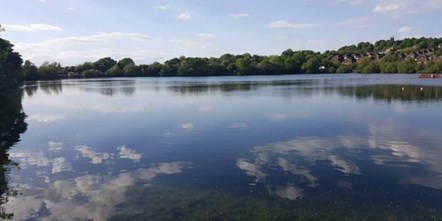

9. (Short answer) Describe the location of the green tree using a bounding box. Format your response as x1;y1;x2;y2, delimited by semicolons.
219;53;236;74
37;61;62;79
178;57;210;76
21;60;38;80
302;56;321;73
207;57;223;75
397;58;417;73
380;62;397;73
0;38;22;89
139;62;162;77
123;63;140;77
93;57;116;73
362;61;381;73
268;56;285;74
75;62;94;73
424;59;442;73
105;64;123;77
355;57;371;73
81;69;103;78
118;58;135;69
235;54;256;75
159;58;180;76
336;64;355;73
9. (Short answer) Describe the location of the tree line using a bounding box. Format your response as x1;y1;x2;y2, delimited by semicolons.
10;37;442;80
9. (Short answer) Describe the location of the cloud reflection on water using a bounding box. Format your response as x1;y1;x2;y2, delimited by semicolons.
6;162;192;221
10;151;72;175
48;141;63;152
237;122;442;200
118;145;142;162
75;145;113;164
229;122;249;129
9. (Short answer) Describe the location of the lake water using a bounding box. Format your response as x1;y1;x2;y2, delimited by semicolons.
2;74;442;220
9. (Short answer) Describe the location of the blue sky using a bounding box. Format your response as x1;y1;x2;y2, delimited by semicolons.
1;0;441;66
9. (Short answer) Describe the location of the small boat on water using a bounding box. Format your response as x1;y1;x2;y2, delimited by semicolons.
418;73;441;78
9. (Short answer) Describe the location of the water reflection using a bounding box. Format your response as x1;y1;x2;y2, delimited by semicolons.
0;89;27;219
22;75;442;103
77;79;136;97
24;79;137;97
39;81;62;95
6;160;192;220
10;75;442;219
161;78;442;102
337;85;442;102
237;121;442;202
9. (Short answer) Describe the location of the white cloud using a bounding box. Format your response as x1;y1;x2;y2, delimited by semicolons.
156;5;170;10
398;26;412;33
373;3;400;13
266;20;319;29
67;7;76;11
181;123;194;130
43;32;152;43
168;39;208;49
372;0;442;15
13;32;159;65
177;13;191;20
28;114;65;123
3;23;62;32
335;0;365;5
196;33;214;39
228;13;250;19
331;17;372;28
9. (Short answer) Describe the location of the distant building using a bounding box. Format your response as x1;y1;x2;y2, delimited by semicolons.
416;55;428;63
342;57;355;65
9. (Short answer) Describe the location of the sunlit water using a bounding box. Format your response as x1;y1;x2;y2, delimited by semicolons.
4;74;442;220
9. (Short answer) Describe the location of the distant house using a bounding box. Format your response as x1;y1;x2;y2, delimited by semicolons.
342;57;355;65
332;55;343;64
408;52;418;59
366;52;376;59
376;52;385;59
396;53;406;59
416;55;428;63
429;55;438;61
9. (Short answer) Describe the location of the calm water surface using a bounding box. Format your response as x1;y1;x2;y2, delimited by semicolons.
3;74;442;220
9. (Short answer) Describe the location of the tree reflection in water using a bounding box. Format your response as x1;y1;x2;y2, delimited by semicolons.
0;88;27;219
